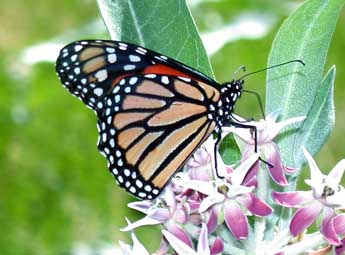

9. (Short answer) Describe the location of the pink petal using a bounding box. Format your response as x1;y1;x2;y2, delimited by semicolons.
149;208;171;221
189;166;212;181
239;193;273;216
224;200;248;240
334;214;345;235
173;205;188;224
207;208;218;234
197;223;210;254
264;143;288;186
162;230;197;255
290;201;323;236
284;165;298;173
242;146;260;187
163;184;176;209
210;237;224;255
231;153;260;185
166;222;193;248
335;239;345;255
321;209;340;245
272;190;314;207
187;148;205;168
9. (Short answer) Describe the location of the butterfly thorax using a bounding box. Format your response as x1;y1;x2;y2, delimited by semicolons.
218;80;244;122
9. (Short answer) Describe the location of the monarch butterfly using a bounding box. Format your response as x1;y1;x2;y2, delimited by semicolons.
56;40;246;200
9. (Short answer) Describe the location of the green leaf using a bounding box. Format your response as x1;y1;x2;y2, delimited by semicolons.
266;0;345;166
219;133;241;165
294;66;335;167
96;0;214;78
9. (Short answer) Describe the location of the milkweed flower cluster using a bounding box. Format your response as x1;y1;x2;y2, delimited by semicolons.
119;111;345;255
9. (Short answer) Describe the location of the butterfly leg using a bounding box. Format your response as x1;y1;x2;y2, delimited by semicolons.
213;131;223;179
229;121;273;168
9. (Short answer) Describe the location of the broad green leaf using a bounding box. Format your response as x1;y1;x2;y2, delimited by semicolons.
294;66;335;167
266;0;345;166
96;0;214;78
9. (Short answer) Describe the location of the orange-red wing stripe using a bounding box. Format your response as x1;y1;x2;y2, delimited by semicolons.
142;64;193;78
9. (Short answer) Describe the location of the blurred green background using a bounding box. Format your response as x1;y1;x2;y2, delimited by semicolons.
1;0;344;254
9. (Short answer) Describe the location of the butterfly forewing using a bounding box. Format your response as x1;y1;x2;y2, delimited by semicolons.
56;40;218;112
97;74;219;199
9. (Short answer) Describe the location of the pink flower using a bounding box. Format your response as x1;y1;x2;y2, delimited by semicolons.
121;185;194;247
187;146;213;181
163;223;224;255
226;110;305;186
178;154;273;240
273;148;345;244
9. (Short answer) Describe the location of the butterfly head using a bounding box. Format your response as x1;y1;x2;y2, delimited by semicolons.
220;79;244;111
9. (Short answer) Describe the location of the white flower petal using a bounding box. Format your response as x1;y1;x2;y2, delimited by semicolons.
197;223;210;255
199;193;225;213
328;159;345;186
325;187;345;207
302;147;324;184
120;216;164;231
176;179;215;195
265;115;305;142
130;232;151;254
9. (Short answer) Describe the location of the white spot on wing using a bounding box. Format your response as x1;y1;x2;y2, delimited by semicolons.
124;65;135;71
74;45;83;52
129;77;138;85
95;69;108;82
108;54;117;63
129;55;141;62
161;76;169;84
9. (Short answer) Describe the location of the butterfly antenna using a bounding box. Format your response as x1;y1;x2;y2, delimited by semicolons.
233;65;246;79
238;60;305;80
243;90;265;119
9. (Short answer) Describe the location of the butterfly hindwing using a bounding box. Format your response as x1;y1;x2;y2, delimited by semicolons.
97;74;219;199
